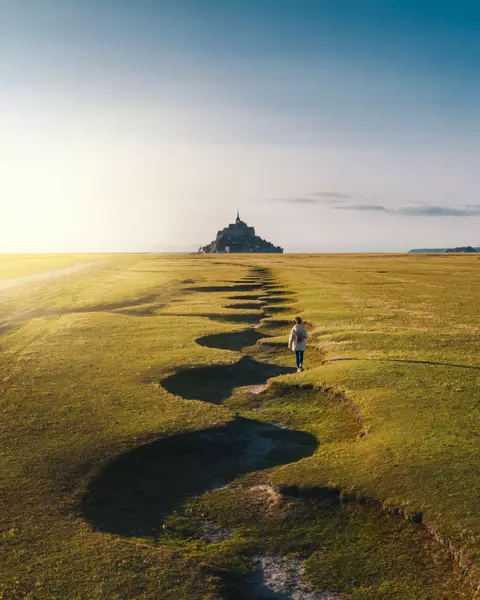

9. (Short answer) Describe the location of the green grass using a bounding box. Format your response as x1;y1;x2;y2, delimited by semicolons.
266;254;480;583
0;253;478;599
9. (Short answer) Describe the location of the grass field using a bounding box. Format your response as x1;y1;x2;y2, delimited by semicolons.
0;254;97;280
0;253;478;599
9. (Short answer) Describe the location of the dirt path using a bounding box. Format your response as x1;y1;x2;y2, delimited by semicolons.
0;260;102;292
0;261;106;333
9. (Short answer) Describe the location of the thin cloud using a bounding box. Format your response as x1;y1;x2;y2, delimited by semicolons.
313;192;352;200
270;195;480;216
396;205;480;216
334;203;480;217
336;204;389;212
270;197;320;204
270;192;352;205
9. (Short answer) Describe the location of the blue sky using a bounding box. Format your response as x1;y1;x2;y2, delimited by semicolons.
1;0;479;251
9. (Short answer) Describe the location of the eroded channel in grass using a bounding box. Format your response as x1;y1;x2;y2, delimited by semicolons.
81;418;316;539
162;356;296;404
196;329;268;352
80;268;472;600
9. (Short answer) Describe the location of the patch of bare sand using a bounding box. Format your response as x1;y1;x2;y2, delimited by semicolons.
250;555;344;599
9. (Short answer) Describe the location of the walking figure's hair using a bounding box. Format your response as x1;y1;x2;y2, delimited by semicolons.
295;316;303;324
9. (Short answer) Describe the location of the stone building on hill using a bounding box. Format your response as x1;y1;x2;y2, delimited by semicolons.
200;211;283;254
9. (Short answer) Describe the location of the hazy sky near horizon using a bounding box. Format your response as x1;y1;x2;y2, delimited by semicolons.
1;0;479;252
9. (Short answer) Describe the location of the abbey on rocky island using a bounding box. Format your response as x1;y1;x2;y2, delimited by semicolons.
200;211;283;254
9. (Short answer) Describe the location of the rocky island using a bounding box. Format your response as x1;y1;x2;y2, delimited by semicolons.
444;246;478;253
409;246;479;253
200;212;283;254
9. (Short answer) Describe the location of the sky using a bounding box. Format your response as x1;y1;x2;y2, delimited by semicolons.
1;0;479;252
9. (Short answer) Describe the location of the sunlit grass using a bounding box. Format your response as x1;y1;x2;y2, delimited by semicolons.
0;253;97;279
0;253;478;598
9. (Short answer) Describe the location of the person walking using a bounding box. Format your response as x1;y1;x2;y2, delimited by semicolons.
288;316;308;372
